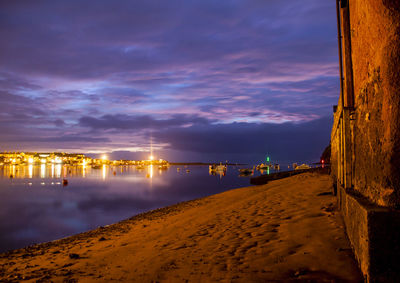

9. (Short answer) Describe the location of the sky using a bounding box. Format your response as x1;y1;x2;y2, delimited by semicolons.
0;0;339;164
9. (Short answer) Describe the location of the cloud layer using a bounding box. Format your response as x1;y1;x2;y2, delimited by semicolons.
0;0;338;163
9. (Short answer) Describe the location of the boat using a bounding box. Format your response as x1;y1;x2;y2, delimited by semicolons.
239;170;254;177
209;163;227;172
256;163;270;170
295;164;311;170
216;164;226;171
239;166;255;176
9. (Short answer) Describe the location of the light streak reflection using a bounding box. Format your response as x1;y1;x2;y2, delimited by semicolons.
55;164;62;178
102;165;107;180
40;164;46;178
28;165;33;179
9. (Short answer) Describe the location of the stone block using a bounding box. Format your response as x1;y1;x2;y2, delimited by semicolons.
338;185;400;282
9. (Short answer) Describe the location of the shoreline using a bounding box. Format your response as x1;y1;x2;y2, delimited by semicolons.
169;162;245;166
0;172;362;282
1;195;207;257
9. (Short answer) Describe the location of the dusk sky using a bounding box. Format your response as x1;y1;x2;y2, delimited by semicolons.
0;0;338;164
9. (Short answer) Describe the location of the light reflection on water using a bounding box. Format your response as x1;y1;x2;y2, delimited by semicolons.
0;164;274;253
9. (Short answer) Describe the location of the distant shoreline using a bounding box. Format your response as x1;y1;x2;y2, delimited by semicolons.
0;162;246;166
169;162;246;166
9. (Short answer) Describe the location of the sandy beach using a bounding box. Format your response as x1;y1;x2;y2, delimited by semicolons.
0;172;362;282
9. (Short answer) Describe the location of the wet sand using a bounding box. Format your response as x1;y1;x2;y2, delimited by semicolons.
0;172;362;282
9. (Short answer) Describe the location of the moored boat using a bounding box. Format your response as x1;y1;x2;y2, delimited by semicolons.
239;166;255;175
256;163;270;170
295;164;310;170
209;163;227;172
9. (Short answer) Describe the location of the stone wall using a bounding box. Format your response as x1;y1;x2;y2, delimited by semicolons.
331;0;400;207
349;0;400;208
331;1;400;281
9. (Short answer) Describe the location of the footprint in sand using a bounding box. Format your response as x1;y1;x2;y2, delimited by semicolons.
239;241;258;253
251;222;262;228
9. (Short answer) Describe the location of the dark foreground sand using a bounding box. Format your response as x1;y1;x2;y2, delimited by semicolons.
0;173;362;282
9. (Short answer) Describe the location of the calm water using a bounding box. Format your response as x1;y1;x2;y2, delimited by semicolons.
0;164;277;253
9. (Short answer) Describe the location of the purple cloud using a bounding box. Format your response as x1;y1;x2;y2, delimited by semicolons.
79;114;212;130
0;0;339;163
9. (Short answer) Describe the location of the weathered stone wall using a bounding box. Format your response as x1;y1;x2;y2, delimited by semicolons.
330;2;400;280
330;101;341;191
348;1;400;207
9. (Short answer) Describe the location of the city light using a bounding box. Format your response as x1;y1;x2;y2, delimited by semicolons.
0;151;169;168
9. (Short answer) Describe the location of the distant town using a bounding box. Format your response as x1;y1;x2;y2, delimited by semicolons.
0;152;169;166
